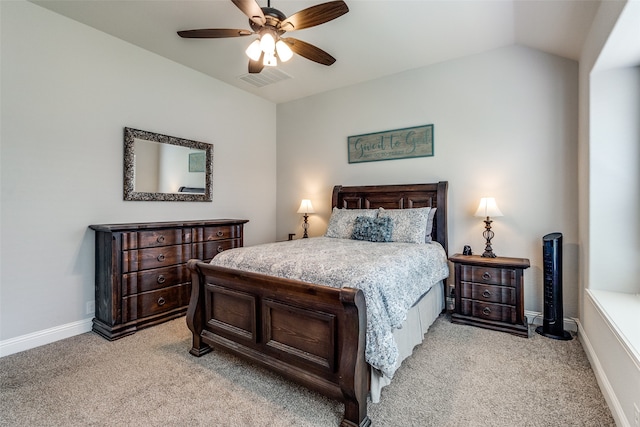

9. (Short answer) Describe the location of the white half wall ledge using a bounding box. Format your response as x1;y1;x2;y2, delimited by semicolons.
0;318;93;358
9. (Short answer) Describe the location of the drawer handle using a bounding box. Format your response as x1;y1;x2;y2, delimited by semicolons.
157;275;166;284
482;307;491;316
157;235;165;243
482;290;491;298
482;272;492;281
216;230;224;237
157;254;165;262
157;297;166;306
217;246;224;253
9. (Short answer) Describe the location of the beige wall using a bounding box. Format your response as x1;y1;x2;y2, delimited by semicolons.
276;45;579;317
0;1;277;343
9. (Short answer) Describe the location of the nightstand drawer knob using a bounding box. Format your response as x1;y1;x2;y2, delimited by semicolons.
216;230;224;237
482;272;492;280
482;290;491;298
482;307;491;316
157;297;166;306
217;246;224;253
157;275;166;284
157;254;165;262
157;235;165;243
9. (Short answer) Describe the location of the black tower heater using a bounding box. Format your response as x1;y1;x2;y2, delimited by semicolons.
536;232;572;340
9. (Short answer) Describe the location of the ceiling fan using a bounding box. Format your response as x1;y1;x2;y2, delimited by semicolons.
177;0;349;74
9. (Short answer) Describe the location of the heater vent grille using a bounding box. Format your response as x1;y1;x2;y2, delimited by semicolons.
238;68;292;88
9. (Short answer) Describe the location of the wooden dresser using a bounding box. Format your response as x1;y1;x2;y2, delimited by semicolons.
449;254;530;338
89;219;248;340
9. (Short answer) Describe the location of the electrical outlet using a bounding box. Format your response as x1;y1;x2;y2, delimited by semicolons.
633;402;639;427
86;300;95;315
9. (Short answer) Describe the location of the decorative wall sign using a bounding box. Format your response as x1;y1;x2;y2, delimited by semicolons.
348;124;434;163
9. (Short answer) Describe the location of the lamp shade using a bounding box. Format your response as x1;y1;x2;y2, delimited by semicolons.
297;199;315;214
474;197;503;218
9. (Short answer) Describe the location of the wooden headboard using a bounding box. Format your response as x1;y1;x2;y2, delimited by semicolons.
331;181;448;255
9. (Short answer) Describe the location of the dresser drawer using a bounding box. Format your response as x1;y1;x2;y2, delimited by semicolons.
460;265;515;286
459;299;517;323
194;238;242;261
122;244;192;273
459;282;516;305
193;225;243;242
122;283;191;322
122;229;191;250
122;265;190;296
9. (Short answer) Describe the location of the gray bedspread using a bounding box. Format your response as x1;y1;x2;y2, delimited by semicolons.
209;236;449;378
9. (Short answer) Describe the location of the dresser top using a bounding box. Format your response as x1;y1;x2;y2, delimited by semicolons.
89;219;249;232
449;253;530;269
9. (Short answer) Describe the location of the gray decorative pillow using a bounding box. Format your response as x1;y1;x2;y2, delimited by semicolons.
325;208;378;239
351;216;394;242
377;207;431;244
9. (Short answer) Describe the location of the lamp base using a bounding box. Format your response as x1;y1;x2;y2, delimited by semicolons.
481;218;497;258
302;213;309;238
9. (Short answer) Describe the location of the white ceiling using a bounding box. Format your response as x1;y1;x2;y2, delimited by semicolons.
31;0;602;104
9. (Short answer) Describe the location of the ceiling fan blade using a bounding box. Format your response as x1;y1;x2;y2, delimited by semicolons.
279;1;348;31
177;29;252;38
248;52;265;74
282;38;336;66
232;0;266;26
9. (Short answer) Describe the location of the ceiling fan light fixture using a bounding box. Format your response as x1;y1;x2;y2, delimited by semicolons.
179;0;350;74
245;39;262;61
275;40;293;62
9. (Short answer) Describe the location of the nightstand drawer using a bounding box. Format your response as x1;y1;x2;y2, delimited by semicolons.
459;282;516;305
460;265;515;286
460;299;517;323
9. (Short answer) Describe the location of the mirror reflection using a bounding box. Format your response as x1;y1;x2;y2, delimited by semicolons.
134;139;206;193
124;128;213;202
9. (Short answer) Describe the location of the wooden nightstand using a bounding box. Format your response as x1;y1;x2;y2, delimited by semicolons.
449;254;530;338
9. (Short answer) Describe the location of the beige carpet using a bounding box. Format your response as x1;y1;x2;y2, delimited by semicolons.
0;315;614;426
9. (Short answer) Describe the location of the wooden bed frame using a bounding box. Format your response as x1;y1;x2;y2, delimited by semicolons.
186;182;448;427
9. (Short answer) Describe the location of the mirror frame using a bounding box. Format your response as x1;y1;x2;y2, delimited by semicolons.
123;127;213;202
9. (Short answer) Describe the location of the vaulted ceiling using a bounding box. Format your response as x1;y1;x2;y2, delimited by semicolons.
31;0;601;104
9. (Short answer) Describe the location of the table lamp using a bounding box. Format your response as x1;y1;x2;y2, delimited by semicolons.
474;197;503;258
297;199;315;238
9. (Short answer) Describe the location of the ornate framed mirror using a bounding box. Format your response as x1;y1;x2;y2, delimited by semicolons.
123;127;213;202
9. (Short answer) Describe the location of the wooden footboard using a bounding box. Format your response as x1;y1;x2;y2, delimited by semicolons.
186;259;371;427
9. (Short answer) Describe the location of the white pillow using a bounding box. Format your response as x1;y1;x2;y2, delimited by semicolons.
325;208;378;239
377;207;431;244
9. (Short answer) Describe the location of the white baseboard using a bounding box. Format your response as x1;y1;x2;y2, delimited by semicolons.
0;318;93;358
525;310;578;332
578;318;630;427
